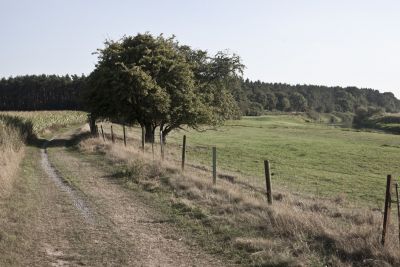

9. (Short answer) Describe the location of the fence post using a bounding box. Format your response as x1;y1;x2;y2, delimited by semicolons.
212;147;217;185
160;130;164;161
396;183;400;245
141;127;145;152
123;124;127;147
382;174;393;246
152;141;154;160
101;125;105;141
264;160;273;204
181;135;186;171
111;125;115;143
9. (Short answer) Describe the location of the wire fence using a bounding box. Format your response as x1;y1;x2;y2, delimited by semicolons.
95;122;389;209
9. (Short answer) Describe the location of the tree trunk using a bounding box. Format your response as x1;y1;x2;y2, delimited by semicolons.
88;114;97;136
161;128;171;144
144;124;155;143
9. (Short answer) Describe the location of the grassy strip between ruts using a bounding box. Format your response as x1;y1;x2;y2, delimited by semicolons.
74;129;400;267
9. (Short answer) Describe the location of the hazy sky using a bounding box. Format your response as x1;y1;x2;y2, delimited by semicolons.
1;0;400;96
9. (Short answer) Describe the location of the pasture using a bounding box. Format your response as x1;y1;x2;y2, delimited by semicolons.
109;114;400;206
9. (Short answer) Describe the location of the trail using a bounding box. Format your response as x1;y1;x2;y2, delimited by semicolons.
41;140;94;224
0;126;225;266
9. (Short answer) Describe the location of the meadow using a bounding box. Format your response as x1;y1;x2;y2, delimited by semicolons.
105;114;400;206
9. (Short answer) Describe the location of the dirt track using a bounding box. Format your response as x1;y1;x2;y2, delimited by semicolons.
0;127;225;266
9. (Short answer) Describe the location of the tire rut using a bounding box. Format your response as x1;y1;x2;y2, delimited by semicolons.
41;139;95;224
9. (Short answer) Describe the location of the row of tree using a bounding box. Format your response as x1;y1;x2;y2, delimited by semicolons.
1;74;398;115
0;74;85;110
234;80;400;115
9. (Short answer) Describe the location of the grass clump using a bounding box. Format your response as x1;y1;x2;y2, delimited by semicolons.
0;115;33;196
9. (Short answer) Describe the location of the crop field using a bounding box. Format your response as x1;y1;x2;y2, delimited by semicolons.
0;111;87;135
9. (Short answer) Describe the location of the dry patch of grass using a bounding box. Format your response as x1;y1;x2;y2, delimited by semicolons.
79;135;399;266
0;115;32;197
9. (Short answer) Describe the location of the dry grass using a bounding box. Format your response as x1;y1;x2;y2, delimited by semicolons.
79;133;400;266
0;115;31;197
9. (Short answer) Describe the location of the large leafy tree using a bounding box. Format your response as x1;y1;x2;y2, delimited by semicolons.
84;33;243;142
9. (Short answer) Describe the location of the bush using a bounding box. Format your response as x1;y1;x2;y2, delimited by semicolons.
246;102;264;116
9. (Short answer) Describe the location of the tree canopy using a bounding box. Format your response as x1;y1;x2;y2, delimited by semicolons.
84;33;244;142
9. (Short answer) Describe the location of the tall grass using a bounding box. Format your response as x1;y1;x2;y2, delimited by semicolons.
0;115;33;196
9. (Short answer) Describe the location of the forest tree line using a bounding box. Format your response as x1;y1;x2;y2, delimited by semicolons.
0;74;85;110
235;79;400;116
0;74;399;115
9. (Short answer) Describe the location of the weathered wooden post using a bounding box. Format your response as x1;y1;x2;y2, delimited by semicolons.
212;147;217;185
181;135;186;171
111;125;115;143
123;124;127;147
100;125;105;141
264;160;273;204
382;174;393;246
152;141;154;160
396;182;400;244
160;130;164;161
141;127;145;152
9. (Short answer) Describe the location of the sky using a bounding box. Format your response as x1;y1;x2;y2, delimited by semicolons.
1;0;400;96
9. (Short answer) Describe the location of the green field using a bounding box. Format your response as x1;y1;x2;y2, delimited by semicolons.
164;115;400;206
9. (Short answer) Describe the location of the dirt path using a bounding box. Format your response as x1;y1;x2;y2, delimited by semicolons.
0;127;225;266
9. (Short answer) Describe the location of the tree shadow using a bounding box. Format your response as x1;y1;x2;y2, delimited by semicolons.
27;131;93;149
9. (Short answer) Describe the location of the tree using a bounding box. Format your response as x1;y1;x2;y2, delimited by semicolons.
84;33;244;143
276;93;291;111
265;93;277;110
289;92;308;111
247;102;263;116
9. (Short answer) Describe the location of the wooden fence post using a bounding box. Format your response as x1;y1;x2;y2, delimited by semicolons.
264;160;273;204
100;125;105;141
152;141;154;160
396;182;400;245
181;135;186;171
141;127;145;152
123;124;127;147
111;125;115;143
212;147;216;185
382;174;393;246
160;130;164;161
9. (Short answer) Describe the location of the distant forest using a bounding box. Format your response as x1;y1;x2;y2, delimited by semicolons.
235;79;400;115
0;75;399;115
0;75;85;110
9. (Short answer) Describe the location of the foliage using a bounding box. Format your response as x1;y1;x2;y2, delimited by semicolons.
239;79;400;114
289;92;307;111
246;102;263;116
85;33;243;142
0;74;85;110
276;94;291;111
